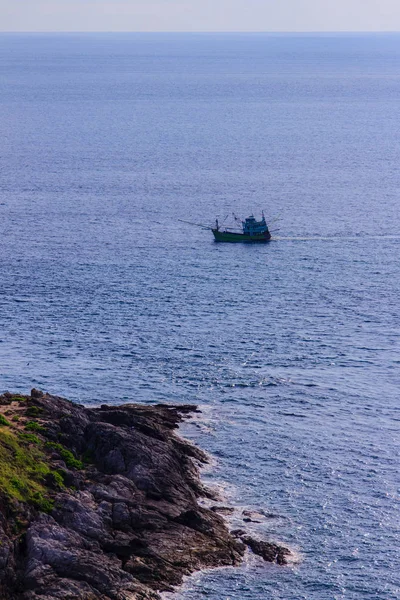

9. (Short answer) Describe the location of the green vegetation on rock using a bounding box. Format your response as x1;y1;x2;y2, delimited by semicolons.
19;433;42;445
30;492;54;513
0;414;11;427
25;406;43;418
81;449;94;464
0;428;54;512
25;421;46;433
49;470;65;487
45;442;83;470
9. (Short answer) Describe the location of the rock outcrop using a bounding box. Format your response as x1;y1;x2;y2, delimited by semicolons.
0;390;289;599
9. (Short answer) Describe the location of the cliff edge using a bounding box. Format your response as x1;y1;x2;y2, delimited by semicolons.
0;390;288;600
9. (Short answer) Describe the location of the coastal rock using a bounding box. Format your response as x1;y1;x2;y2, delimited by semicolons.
240;536;290;565
0;391;247;599
242;509;265;521
210;505;235;515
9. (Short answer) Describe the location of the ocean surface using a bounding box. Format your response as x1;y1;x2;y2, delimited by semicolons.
0;32;399;599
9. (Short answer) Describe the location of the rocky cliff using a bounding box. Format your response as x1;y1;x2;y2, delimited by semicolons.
0;390;289;599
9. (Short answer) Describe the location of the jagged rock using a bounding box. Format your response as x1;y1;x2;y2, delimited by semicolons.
240;535;290;565
230;528;246;537
242;509;265;521
210;506;235;515
0;392;249;599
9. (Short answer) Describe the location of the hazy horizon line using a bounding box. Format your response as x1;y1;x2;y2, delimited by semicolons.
1;30;400;34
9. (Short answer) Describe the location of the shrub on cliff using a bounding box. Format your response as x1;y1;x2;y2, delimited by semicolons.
0;428;54;510
45;442;83;469
0;414;10;426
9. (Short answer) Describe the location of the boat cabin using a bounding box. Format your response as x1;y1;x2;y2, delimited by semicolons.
242;214;268;235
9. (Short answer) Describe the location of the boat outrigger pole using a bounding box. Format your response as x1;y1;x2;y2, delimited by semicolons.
177;219;213;230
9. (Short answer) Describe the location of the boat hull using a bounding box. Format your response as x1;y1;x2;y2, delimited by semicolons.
212;229;271;243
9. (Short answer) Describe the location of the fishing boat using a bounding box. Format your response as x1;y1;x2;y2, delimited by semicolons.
212;213;271;243
178;212;274;243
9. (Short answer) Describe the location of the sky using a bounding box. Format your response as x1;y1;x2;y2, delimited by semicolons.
0;0;400;32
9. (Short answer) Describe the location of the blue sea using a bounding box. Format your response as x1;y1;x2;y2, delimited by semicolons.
0;32;399;599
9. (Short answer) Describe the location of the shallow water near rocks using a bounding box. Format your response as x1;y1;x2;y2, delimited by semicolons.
0;32;399;599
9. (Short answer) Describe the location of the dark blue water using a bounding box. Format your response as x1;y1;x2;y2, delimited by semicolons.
1;33;399;599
